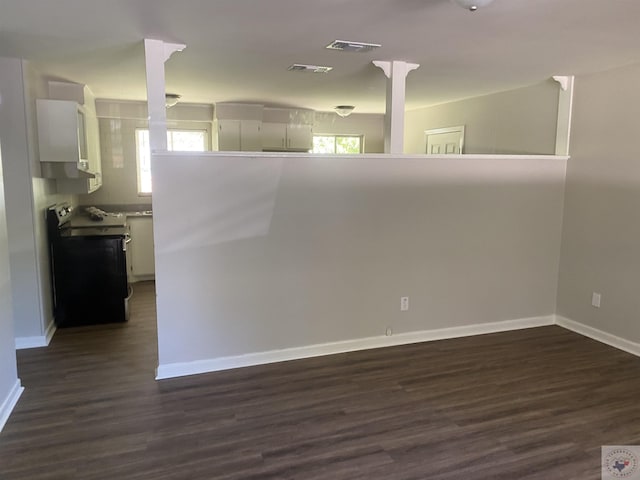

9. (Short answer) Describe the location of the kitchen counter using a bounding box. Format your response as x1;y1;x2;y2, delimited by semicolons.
78;204;153;218
61;226;129;237
69;213;127;228
123;210;153;217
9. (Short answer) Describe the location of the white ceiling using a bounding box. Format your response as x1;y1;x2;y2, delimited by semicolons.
2;0;640;113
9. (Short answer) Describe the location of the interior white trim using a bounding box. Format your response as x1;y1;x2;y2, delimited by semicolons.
0;379;24;433
556;315;640;357
44;321;57;345
16;336;47;349
153;150;570;161
156;315;554;380
15;321;56;350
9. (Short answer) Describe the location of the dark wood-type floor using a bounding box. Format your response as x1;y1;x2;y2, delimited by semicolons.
1;282;640;479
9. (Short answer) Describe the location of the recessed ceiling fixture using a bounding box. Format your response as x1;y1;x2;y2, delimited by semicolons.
334;105;355;117
326;40;381;52
451;0;495;11
165;93;181;108
288;64;333;73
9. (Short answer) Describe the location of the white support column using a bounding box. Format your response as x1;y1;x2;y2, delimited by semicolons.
143;39;186;153
552;75;575;156
373;60;420;154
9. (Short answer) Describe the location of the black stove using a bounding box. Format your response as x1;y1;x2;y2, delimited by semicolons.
47;203;131;327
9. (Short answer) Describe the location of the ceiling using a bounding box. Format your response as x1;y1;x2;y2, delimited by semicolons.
1;0;640;113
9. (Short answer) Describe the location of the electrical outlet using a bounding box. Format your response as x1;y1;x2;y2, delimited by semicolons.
592;292;601;308
400;296;409;311
386;327;393;336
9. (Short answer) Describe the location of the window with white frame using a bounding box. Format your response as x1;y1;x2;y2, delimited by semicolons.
135;129;208;194
312;134;363;154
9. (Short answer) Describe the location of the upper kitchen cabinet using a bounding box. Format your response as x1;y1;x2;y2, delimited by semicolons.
262;108;314;152
215;118;262;152
214;103;263;152
37;82;102;194
262;123;313;151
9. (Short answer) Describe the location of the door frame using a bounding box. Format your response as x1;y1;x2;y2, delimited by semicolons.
425;125;465;154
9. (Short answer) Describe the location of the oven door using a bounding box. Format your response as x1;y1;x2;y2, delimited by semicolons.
52;231;129;327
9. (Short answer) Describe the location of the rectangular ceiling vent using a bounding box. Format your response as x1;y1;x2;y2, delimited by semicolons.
326;40;382;52
288;64;333;73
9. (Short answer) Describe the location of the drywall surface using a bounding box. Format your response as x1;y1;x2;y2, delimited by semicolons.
404;81;559;155
0;58;44;339
153;152;567;371
23;61;72;340
0;59;73;342
313;112;384;153
0;70;21;430
556;62;640;341
80;117;210;206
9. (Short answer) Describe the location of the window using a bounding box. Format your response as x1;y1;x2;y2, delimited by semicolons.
312;135;363;154
135;129;208;194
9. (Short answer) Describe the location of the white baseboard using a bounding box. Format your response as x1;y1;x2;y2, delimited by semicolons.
156;315;554;380
44;321;57;345
15;321;57;350
15;336;47;349
0;379;24;433
555;315;640;357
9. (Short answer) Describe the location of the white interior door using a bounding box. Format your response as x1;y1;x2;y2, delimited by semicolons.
425;126;465;154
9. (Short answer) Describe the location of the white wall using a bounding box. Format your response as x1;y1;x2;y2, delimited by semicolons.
81;101;212;206
556;62;640;341
79;117;153;207
0;58;72;346
0;74;23;433
153;152;566;376
23;62;73;343
404;81;560;155
313;112;384;153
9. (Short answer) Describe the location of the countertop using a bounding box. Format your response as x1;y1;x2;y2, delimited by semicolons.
61;226;129;237
69;213;127;228
78;205;153;219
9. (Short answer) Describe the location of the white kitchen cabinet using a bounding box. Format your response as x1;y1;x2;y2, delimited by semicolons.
37;98;102;193
262;123;312;151
127;217;155;281
261;122;287;150
286;124;313;150
216;119;262;151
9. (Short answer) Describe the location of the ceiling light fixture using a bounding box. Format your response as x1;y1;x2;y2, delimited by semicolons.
165;93;181;108
451;0;495;11
334;105;355;117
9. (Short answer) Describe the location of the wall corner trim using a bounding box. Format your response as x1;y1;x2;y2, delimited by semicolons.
555;315;640;357
156;315;555;380
0;379;24;433
44;321;57;345
15;321;56;350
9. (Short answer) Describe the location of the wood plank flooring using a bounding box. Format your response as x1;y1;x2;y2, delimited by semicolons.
2;282;640;479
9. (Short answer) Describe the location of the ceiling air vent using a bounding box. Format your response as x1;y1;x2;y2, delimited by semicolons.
325;40;382;52
288;64;333;73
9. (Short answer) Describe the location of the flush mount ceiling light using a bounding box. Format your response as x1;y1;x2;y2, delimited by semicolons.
451;0;495;11
334;105;355;117
288;64;333;73
165;93;181;108
326;40;381;52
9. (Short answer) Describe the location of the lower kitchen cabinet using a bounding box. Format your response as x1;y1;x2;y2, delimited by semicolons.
127;216;155;281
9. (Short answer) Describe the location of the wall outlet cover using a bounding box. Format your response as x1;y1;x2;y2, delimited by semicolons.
400;296;409;311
